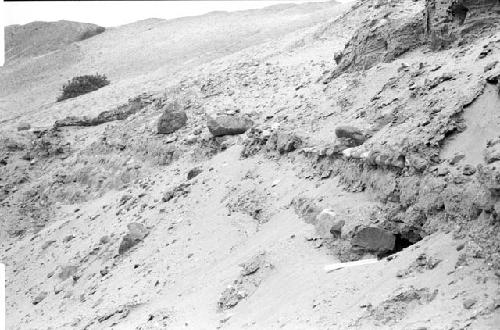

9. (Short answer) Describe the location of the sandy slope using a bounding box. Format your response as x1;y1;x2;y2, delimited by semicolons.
0;1;349;125
1;0;499;329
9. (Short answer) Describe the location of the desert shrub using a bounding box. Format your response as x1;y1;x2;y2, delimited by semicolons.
57;73;110;102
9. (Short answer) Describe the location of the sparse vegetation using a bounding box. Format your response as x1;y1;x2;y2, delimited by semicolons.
57;73;110;102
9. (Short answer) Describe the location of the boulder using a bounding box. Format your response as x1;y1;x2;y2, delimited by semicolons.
335;126;367;146
351;227;395;254
315;209;345;238
207;114;253;137
118;222;149;255
157;109;188;134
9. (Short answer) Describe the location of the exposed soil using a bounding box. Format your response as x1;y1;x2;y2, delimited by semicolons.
1;0;499;329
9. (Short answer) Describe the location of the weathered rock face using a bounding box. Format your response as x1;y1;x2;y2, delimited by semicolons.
330;0;500;79
157;100;188;134
330;11;425;79
425;0;500;50
207;114;253;137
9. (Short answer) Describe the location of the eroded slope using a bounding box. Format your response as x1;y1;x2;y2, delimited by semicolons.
1;0;499;329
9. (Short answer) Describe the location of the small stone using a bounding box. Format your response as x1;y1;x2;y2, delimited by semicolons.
33;291;48;305
58;265;78;280
484;60;498;72
187;167;203;180
17;123;31;131
99;235;110;245
449;153;465;165
127;222;149;237
485;143;500;164
315;209;344;238
436;166;449;177
463;298;477;309
462;165;476;176
41;240;56;250
240;253;266;276
62;235;75;243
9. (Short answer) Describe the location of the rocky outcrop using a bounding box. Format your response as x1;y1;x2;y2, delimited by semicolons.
329;11;425;80
242;127;302;157
425;0;500;50
330;0;500;80
54;94;151;128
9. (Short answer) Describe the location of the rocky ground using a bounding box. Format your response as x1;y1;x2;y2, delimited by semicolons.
1;0;499;329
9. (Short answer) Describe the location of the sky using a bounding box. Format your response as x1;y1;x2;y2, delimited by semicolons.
2;0;352;27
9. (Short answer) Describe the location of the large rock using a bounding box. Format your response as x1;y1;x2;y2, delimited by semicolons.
351;227;395;254
118;223;149;255
207;114;253;137
157;102;188;134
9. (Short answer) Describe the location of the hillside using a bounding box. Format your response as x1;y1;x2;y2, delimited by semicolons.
1;0;500;329
5;20;105;63
0;1;346;125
